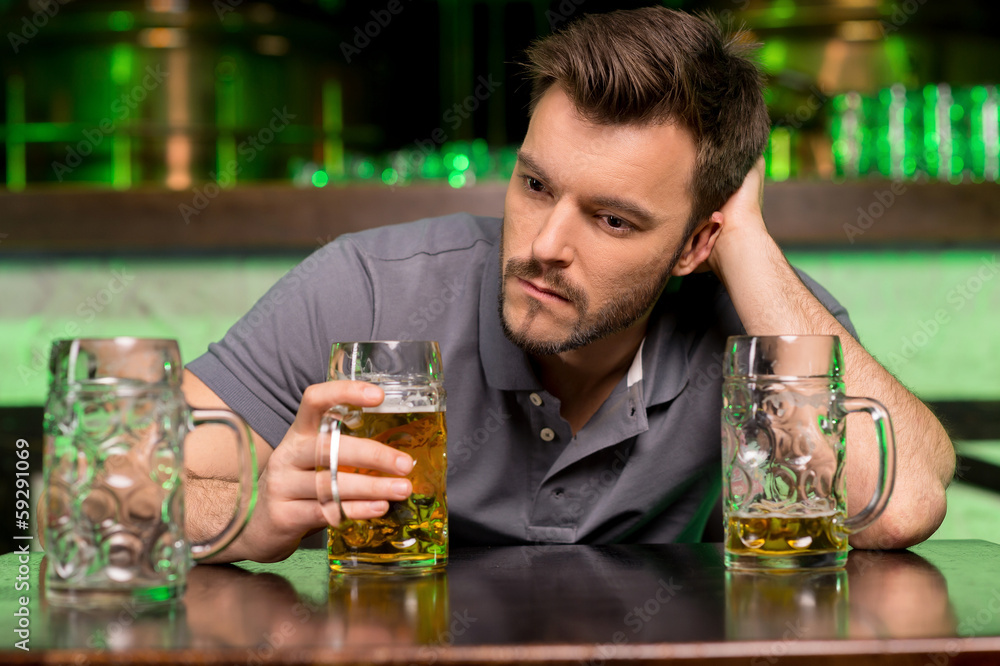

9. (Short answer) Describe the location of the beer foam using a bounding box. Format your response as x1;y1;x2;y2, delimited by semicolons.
365;403;443;413
733;510;841;520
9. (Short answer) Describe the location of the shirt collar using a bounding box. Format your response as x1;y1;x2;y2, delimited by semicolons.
635;297;691;407
626;338;645;388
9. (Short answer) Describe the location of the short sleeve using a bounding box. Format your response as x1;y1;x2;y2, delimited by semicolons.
186;237;375;446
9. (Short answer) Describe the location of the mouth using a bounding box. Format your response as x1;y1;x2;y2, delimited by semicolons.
517;278;572;304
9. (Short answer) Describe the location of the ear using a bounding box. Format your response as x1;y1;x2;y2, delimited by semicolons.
671;212;723;276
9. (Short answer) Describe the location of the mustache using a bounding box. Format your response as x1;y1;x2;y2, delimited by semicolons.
503;257;585;304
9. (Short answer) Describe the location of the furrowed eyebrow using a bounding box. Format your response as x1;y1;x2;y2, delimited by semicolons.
515;149;551;183
587;194;656;226
516;148;658;226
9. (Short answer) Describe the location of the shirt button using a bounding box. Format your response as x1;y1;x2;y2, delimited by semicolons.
529;392;544;407
539;427;556;442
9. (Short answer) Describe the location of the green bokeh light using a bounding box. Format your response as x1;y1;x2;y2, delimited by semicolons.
110;43;133;86
448;172;466;188
109;11;134;31
221;12;244;31
381;168;398;185
312;170;329;187
453;154;470;171
768;127;791;181
771;0;796;21
759;41;788;73
357;161;375;179
884;37;910;81
216;57;238;81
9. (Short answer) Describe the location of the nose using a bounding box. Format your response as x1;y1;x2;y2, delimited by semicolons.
531;199;575;267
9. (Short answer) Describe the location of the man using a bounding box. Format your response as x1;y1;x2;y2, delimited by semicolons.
183;7;954;563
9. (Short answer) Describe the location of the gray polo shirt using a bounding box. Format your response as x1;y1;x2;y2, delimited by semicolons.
188;213;856;546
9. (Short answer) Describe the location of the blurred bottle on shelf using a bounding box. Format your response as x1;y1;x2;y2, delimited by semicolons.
829;84;999;182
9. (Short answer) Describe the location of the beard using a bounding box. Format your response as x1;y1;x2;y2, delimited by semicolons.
498;228;684;356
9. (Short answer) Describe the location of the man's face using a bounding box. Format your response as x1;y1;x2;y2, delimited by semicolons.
500;86;698;356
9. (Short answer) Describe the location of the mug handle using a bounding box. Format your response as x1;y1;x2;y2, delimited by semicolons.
188;409;258;560
838;395;897;534
316;404;364;529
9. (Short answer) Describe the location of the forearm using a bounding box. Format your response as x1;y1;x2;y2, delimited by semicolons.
184;476;256;563
716;230;955;548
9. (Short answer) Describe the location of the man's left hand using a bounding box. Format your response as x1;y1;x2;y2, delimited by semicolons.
703;157;770;280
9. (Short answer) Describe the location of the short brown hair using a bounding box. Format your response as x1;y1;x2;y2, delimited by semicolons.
523;7;770;233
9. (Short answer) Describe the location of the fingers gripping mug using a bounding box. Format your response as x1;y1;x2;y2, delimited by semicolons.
41;338;257;606
316;341;448;573
722;335;896;570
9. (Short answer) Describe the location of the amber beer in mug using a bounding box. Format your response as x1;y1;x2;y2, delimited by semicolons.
722;335;896;570
328;406;447;568
725;512;846;560
317;341;447;573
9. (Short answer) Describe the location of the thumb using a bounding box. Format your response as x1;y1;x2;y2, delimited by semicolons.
292;381;384;434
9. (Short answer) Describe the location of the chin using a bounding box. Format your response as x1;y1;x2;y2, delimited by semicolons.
501;316;575;356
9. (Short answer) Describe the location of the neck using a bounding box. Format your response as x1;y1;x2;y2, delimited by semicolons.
533;316;648;435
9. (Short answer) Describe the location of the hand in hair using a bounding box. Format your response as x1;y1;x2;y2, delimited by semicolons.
702;157;768;278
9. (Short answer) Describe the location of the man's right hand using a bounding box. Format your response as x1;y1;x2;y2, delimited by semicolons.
182;370;415;563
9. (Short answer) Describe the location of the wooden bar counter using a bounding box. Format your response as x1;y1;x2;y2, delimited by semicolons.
3;540;1000;664
3;180;999;254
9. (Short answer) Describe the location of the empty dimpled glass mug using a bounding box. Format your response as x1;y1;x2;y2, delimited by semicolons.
316;341;448;573
41;338;257;606
722;335;896;570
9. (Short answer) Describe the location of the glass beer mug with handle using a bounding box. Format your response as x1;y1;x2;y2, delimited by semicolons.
42;338;257;606
722;335;896;570
316;341;447;573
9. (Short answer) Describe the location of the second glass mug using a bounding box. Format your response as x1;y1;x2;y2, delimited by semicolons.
316;341;448;573
722;335;896;570
41;338;257;606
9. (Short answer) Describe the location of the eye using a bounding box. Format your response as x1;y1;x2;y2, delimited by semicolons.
598;214;634;235
522;175;546;193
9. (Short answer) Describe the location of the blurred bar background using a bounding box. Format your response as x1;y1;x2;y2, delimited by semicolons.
1;0;998;549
